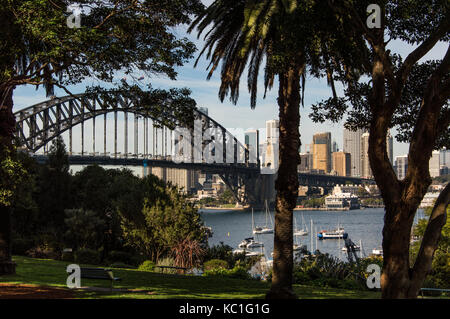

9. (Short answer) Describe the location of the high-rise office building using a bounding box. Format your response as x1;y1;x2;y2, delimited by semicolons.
360;133;373;178
395;155;408;180
266;119;279;144
313;132;331;173
298;152;313;172
263;120;279;170
429;150;440;177
343;128;364;177
332;140;338;153
332;152;351;177
245;129;259;163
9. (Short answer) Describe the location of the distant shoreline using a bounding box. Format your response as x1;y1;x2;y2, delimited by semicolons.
199;206;248;211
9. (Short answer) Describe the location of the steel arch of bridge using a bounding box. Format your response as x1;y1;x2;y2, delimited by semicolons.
13;92;254;166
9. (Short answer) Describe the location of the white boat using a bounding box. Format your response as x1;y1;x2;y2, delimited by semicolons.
253;201;274;234
342;245;360;252
233;249;264;257
238;237;254;248
246;238;264;249
245;251;264;257
294;213;308;236
317;226;345;239
293;244;301;251
372;248;383;256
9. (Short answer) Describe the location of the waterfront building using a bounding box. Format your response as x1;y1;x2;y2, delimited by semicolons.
313;132;331;173
325;193;360;210
332;184;361;196
332;152;351;177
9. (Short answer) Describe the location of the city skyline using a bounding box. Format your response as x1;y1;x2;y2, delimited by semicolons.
10;18;448;160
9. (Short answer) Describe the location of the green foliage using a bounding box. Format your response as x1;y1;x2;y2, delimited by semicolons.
0;144;28;207
411;207;450;288
203;259;229;271
1;0;203;93
75;248;101;265
120;176;205;262
300;196;325;208
290;251;376;291
138;260;156;272
204;265;252;280
64;209;106;250
204;243;247;269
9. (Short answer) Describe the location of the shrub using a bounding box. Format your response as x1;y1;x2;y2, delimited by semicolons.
203;259;228;271
204;265;251;280
75;248;101;265
138;260;156;272
26;245;60;260
293;271;310;285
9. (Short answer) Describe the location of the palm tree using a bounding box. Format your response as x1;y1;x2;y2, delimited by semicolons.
189;0;311;298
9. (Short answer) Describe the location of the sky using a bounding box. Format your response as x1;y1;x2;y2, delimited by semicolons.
11;2;449;159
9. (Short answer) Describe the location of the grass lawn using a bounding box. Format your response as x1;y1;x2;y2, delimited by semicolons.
0;256;382;299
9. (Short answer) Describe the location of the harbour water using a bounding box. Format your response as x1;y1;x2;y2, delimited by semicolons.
200;208;388;261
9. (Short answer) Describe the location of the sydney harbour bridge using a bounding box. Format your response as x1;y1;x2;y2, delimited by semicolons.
13;92;373;208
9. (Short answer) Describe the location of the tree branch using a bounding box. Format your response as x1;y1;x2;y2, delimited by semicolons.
409;182;450;297
396;19;450;89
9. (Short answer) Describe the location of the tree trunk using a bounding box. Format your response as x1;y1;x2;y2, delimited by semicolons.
266;63;303;299
0;86;16;275
380;203;416;298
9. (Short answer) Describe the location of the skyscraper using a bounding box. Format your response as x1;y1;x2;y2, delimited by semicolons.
263;120;279;170
360;132;372;178
429;150;440;177
244;129;259;163
395;155;408;180
332;152;351;177
343;128;364;177
266;119;279;144
313;132;331;173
